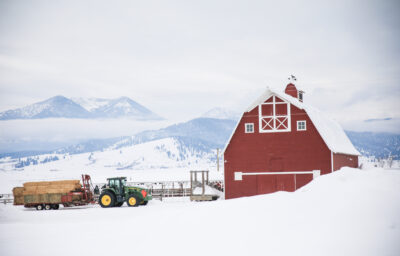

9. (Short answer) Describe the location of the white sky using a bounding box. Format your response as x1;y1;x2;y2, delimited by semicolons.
0;0;399;134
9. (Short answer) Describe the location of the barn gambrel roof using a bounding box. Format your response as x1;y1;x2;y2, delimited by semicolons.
224;87;360;156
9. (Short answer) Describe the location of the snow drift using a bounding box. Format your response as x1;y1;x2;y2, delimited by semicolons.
0;167;399;256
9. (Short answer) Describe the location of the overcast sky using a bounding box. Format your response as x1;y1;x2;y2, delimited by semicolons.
0;0;399;133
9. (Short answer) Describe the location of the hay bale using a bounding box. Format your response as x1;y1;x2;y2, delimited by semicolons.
21;179;82;195
46;188;62;194
23;186;37;195
13;187;26;205
23;180;79;187
48;193;63;203
24;181;51;187
12;187;24;196
50;180;80;185
14;195;24;205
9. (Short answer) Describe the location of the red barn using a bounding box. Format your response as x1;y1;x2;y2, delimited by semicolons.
223;83;360;199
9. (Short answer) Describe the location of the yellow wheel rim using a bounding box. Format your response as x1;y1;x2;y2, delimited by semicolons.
129;197;136;206
101;195;111;206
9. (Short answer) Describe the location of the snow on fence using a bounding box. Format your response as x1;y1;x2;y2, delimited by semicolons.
0;194;13;204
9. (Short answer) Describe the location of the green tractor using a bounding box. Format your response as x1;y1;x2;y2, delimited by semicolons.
99;177;152;208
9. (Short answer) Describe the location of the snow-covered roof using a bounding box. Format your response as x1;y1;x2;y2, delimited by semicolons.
224;87;360;156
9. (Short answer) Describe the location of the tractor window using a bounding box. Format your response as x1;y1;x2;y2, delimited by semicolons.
109;179;120;189
121;179;126;186
108;180;114;187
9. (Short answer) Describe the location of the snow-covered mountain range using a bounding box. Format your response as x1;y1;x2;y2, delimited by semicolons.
345;131;400;160
0;137;217;171
0;96;163;120
0;115;399;171
17;117;234;158
0;96;90;120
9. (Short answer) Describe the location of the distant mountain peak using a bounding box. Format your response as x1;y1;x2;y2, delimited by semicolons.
201;107;240;120
89;97;162;119
117;96;131;101
0;96;163;121
0;96;90;120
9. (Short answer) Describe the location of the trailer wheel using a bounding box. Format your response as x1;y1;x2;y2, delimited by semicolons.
44;204;51;210
99;192;115;208
36;204;44;211
127;195;140;207
52;204;59;210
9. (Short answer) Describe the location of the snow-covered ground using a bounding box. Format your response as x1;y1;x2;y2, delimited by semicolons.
0;167;399;256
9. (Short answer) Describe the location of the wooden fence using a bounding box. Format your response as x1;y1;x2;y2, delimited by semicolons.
1;180;224;204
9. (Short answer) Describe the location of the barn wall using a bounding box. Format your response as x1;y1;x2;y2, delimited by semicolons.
333;153;358;171
224;100;332;199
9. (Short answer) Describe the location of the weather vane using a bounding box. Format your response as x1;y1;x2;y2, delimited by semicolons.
288;75;297;82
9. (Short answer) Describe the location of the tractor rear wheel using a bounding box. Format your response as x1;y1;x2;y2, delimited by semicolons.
115;202;123;207
99;192;115;208
127;195;140;207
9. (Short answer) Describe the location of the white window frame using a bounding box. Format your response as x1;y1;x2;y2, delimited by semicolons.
245;123;254;133
258;95;291;133
297;120;306;131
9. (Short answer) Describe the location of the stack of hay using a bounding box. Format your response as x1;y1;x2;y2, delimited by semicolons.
12;187;24;205
12;180;82;206
22;180;81;195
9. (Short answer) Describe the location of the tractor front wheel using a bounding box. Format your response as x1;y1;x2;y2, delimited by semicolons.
99;192;115;208
127;195;140;207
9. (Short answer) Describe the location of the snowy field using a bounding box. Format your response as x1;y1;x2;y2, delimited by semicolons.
0;167;399;256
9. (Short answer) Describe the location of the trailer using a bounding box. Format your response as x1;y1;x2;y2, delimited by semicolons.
13;174;94;210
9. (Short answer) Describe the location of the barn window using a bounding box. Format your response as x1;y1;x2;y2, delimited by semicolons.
245;123;254;133
258;95;291;133
298;91;304;102
297;120;306;131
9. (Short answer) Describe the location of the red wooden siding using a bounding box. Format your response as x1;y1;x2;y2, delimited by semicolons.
333;153;358;171
284;83;298;98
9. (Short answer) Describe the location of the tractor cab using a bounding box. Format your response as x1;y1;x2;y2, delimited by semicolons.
99;176;152;208
106;177;127;195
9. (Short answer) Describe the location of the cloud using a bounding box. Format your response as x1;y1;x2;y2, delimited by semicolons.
0;0;399;130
